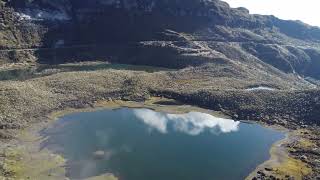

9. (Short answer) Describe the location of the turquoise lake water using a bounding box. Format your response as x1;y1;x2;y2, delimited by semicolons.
41;108;284;180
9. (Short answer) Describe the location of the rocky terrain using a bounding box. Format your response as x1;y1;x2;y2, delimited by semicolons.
0;67;319;179
0;0;320;79
0;0;320;179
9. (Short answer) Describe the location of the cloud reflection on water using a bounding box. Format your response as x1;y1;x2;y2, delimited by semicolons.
133;109;240;135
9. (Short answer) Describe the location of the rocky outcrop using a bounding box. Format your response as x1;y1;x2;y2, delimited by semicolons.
7;0;320;40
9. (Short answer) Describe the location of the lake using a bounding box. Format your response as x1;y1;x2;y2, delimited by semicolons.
41;108;284;180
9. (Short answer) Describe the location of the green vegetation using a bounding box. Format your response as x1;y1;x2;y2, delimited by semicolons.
0;147;66;180
273;156;312;180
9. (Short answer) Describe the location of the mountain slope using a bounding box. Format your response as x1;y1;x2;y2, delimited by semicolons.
0;0;320;81
1;1;320;179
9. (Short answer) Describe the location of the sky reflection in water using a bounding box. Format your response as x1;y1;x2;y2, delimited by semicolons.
132;109;240;135
42;108;284;180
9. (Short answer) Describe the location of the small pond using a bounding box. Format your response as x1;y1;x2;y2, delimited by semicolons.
41;108;284;180
0;63;172;81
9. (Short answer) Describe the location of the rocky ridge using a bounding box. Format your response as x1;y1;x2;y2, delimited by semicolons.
0;0;320;80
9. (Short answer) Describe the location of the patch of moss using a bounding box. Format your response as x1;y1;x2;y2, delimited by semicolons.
298;138;315;148
1;148;25;178
273;156;312;180
1;146;66;180
85;174;118;180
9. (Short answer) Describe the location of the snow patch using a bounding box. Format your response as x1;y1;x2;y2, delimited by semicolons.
15;12;33;21
15;9;71;21
246;86;276;91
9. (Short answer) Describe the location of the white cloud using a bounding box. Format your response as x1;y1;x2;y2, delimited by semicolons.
223;0;320;27
133;109;240;135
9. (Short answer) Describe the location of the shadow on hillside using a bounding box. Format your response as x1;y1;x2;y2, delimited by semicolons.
34;10;215;68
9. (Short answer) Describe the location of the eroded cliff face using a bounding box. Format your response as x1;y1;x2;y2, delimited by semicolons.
9;0;320;40
1;0;320;80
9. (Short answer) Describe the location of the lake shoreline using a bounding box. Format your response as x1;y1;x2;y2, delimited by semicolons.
1;97;309;180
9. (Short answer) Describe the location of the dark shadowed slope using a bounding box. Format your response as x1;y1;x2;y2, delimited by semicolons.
0;0;320;81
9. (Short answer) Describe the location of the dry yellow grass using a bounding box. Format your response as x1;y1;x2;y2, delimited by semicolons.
273;156;312;180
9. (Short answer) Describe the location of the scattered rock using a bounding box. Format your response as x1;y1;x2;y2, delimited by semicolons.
264;167;273;171
93;150;105;159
